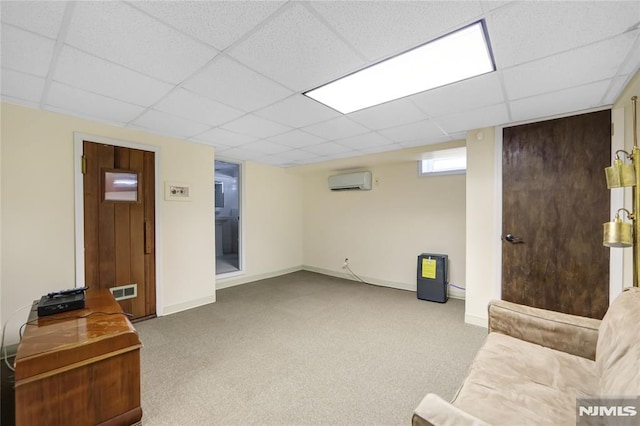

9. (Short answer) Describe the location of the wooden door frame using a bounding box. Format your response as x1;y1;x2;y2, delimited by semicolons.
73;132;163;316
493;106;624;307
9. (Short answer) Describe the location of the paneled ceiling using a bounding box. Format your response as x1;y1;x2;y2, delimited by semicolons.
2;1;639;167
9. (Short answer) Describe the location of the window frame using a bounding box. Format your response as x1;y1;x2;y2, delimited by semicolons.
418;147;467;177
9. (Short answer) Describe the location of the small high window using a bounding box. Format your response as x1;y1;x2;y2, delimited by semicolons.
419;147;467;176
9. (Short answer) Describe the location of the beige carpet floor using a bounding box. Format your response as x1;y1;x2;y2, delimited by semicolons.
135;271;486;426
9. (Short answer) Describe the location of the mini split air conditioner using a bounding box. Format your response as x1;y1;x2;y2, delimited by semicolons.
328;171;372;191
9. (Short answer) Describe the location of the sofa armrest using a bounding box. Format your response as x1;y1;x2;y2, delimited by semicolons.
488;299;601;360
412;393;489;426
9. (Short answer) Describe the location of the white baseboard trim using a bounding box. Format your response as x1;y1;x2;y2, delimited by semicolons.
216;266;303;290
465;313;488;328
302;265;466;300
1;343;19;360
302;265;415;292
448;287;466;300
163;294;216;316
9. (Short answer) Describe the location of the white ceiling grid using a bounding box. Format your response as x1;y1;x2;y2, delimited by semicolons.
1;1;639;167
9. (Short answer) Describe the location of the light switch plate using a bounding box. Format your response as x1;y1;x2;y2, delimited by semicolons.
165;181;192;201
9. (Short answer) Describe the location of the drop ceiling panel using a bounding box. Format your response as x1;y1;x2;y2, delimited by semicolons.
0;1;66;38
132;1;285;50
221;114;292;139
399;136;451;149
65;2;218;83
259;155;294;167
240;140;291;155
410;72;505;117
1;1;638;168
480;2;513;13
53;46;173;106
309;1;484;61
1;69;45;103
46;82;145;124
488;1;640;68
228;3;365;91
302;116;369;140
324;150;362;160
0;95;38;109
194;128;258;147
255;95;340;128
154;88;245;127
302;142;354;156
218;147;266;161
359;143;405;155
618;36;640;76
448;132;468;142
510;80;611;123
503;35;636;100
433;103;509;133
603;75;634;105
183;56;292;112
1;25;55;77
131;109;210;139
267;130;327;148
348;98;427;131
338;132;394;150
378;119;447;143
275;149;321;162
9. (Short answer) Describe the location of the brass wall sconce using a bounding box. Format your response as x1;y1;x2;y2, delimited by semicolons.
604;96;639;287
605;150;636;188
603;208;633;247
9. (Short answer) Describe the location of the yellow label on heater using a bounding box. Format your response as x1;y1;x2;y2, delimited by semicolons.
422;258;437;279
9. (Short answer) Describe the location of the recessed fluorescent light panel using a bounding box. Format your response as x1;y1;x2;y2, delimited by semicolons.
304;20;495;114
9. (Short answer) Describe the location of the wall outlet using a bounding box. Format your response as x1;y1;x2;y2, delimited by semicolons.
343;258;349;268
170;186;189;197
165;181;192;201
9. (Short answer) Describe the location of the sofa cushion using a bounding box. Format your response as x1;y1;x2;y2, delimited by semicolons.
596;287;640;396
452;332;597;425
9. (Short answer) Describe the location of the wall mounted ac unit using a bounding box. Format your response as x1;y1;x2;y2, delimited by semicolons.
328;171;372;191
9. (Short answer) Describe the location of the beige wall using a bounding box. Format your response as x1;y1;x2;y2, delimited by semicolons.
3;71;636;341
217;161;304;288
1;102;215;342
464;127;500;326
300;143;466;298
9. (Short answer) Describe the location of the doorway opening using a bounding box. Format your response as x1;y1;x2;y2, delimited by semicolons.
215;160;242;275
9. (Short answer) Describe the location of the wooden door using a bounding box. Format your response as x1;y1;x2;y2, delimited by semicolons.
502;110;611;319
83;141;156;320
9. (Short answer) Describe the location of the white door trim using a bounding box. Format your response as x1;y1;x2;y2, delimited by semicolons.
610;107;625;302
214;157;245;279
73;132;163;316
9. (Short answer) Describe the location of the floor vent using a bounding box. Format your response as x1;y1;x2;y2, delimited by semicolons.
110;284;137;301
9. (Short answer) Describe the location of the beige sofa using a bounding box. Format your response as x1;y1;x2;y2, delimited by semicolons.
412;287;640;426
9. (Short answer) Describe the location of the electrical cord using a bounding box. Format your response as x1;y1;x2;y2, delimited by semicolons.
18;311;134;339
1;302;35;372
2;310;133;373
344;264;388;289
449;283;466;291
345;263;467;293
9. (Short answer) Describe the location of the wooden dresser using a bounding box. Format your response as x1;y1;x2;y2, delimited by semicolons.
14;289;142;425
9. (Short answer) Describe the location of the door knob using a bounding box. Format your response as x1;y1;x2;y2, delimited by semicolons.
503;234;524;244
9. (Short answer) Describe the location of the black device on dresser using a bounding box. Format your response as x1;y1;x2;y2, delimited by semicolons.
36;287;88;317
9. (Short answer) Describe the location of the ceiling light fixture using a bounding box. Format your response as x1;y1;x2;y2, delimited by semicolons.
304;20;496;114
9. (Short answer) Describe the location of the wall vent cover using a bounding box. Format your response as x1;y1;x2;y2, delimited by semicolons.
110;284;137;301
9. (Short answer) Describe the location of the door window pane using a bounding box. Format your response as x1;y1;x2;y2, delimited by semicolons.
104;170;139;202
